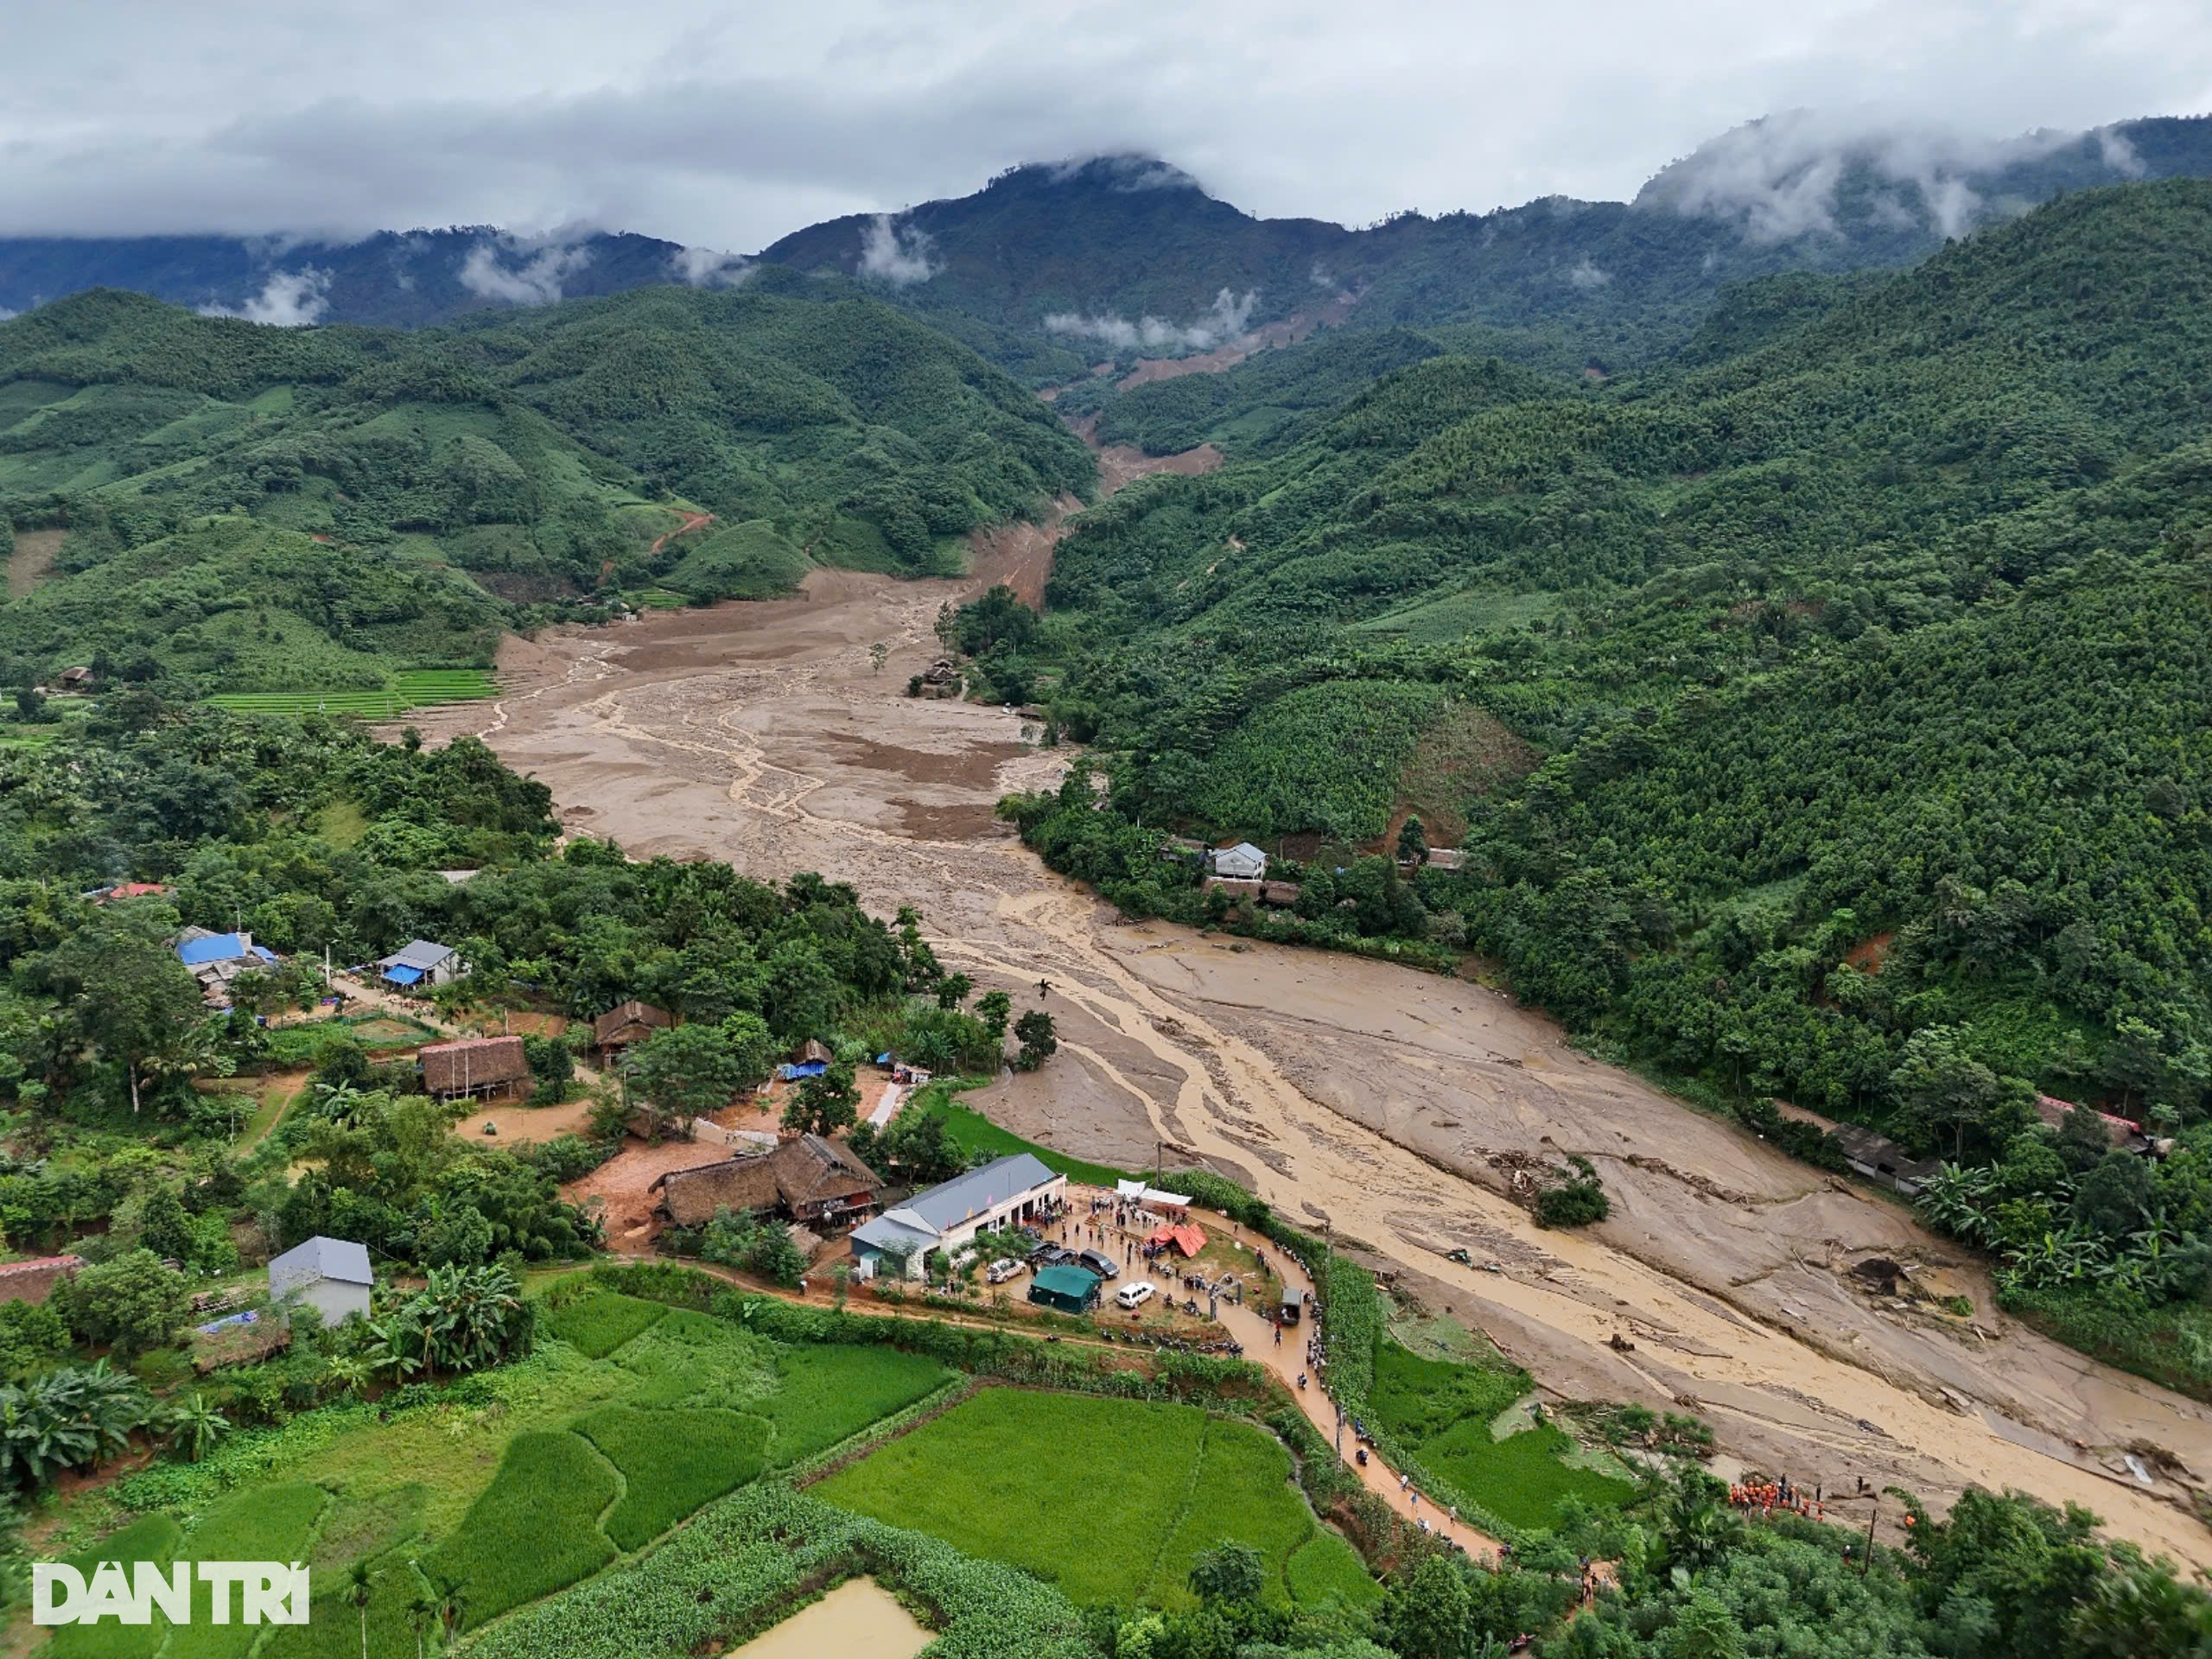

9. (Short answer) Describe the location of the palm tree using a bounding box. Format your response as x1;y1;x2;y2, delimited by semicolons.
408;1587;435;1659
346;1561;372;1659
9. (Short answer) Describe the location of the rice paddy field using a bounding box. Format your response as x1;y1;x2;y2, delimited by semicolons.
54;1288;954;1651
207;668;498;721
813;1388;1378;1612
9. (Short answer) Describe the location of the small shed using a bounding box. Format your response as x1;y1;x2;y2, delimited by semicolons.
593;1000;672;1052
268;1235;374;1327
420;1035;531;1102
0;1254;84;1306
54;667;93;692
1028;1263;1102;1314
376;939;464;989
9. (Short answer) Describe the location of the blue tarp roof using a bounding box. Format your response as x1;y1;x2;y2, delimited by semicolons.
778;1060;829;1080
179;931;250;966
383;963;424;985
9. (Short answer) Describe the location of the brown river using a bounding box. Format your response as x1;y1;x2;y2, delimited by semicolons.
427;477;2212;1569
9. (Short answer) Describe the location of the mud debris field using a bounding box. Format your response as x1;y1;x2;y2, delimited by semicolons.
426;445;2212;1569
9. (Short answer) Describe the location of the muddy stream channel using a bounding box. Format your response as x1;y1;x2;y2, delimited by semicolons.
426;448;2212;1568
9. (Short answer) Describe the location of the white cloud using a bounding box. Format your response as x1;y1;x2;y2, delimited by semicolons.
200;267;330;326
1635;108;2088;242
1566;257;1611;289
856;213;937;285
671;245;753;286
1044;287;1258;355
0;3;2202;249
2096;124;2147;177
457;237;592;303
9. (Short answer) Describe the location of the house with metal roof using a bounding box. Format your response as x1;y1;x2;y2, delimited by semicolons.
849;1152;1065;1281
268;1235;375;1327
375;938;464;989
175;927;281;1003
1209;842;1268;880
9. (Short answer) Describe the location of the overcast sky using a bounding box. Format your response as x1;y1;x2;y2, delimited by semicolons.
2;1;2208;251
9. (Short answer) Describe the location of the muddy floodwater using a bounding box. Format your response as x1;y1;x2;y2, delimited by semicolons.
437;461;2212;1568
728;1577;931;1659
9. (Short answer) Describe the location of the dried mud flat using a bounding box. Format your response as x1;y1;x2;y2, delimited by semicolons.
464;483;2212;1567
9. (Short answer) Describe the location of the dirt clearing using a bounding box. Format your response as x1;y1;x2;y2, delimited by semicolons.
8;528;64;599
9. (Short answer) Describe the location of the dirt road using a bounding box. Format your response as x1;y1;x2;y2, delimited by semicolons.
470;497;2212;1568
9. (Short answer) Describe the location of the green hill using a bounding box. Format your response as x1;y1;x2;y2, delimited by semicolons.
0;280;1092;689
1022;178;2212;1177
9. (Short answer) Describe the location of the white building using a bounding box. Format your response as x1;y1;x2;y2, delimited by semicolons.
850;1154;1065;1281
1210;842;1268;880
267;1235;374;1327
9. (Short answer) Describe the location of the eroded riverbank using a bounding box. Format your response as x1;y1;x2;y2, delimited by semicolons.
457;549;2212;1570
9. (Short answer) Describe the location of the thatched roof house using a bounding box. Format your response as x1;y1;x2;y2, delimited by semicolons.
420;1035;531;1101
593;1000;671;1051
651;1135;884;1229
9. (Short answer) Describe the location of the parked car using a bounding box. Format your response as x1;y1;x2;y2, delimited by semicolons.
1116;1281;1157;1310
1077;1249;1121;1280
985;1258;1022;1285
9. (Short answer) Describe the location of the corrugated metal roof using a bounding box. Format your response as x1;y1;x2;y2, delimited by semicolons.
268;1235;374;1293
899;1154;1061;1232
379;939;455;971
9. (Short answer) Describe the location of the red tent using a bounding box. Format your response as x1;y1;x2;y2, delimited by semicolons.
1147;1223;1205;1258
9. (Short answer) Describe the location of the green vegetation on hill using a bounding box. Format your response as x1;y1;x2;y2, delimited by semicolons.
0;277;1091;689
1001;180;2212;1388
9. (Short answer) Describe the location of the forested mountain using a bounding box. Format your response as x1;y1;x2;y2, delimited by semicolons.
8;116;2212;387
0;276;1089;687
1004;180;2212;1381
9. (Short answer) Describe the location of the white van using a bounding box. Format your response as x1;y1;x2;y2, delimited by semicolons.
1115;1281;1156;1310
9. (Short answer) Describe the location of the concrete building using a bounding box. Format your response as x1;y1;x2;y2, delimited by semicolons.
268;1236;375;1327
849;1153;1065;1281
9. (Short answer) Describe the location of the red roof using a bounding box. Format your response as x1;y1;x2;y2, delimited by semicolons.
94;883;170;904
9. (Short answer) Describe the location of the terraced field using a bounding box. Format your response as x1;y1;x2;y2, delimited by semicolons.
207;668;497;720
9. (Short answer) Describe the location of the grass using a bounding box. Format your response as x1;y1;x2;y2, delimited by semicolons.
577;1406;771;1549
1369;1334;1529;1444
757;1343;952;1466
1286;1532;1382;1609
207;668;497;721
544;1288;669;1359
422;1430;619;1630
1365;1332;1635;1530
814;1389;1370;1610
1418;1417;1637;1531
930;1093;1135;1189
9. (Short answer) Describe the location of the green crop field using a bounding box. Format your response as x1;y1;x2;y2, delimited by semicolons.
755;1341;953;1465
423;1430;620;1630
207;668;498;721
545;1287;670;1358
814;1388;1375;1611
579;1406;770;1549
58;1286;954;1653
